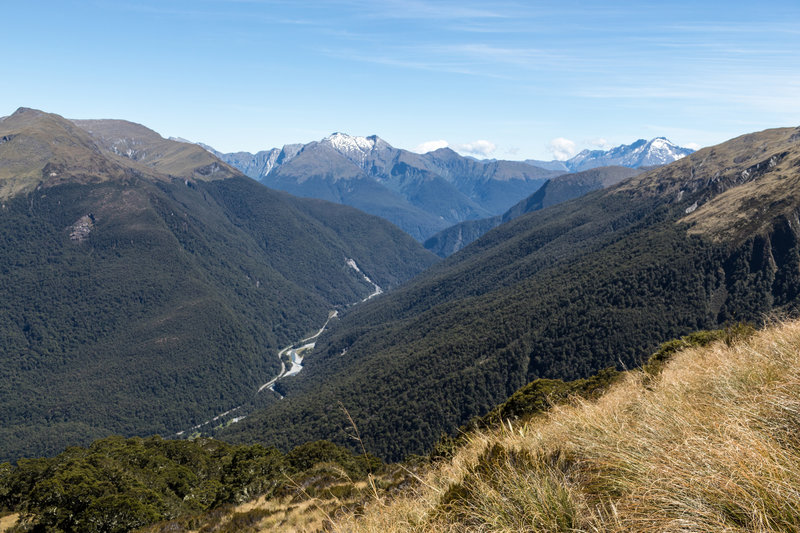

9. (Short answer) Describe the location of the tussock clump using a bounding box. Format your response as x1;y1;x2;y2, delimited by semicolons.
332;319;800;532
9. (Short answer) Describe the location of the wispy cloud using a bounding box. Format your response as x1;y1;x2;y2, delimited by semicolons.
547;138;577;161
669;22;800;35
320;47;509;78
442;43;567;68
323;41;578;80
414;139;498;157
453;140;496;157
576;73;800;115
415;140;449;153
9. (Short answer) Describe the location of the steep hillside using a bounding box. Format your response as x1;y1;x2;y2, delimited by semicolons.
218;126;800;461
334;319;798;532
0;109;437;462
425;166;642;257
503;165;642;217
72;119;240;181
420;147;559;214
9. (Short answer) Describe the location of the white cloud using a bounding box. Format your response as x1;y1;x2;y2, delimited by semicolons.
414;139;449;153
588;137;612;149
547;137;577;161
685;142;701;150
453;139;497;157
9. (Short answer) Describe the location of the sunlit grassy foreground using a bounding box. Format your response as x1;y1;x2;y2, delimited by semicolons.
331;319;800;532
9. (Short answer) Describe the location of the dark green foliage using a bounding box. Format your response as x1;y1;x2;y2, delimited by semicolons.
219;173;800;461
0;436;377;533
0;176;436;463
285;440;379;479
475;367;621;430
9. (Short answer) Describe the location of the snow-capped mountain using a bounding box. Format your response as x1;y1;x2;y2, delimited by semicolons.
564;137;694;172
200;133;691;242
321;132;392;169
203;133;560;241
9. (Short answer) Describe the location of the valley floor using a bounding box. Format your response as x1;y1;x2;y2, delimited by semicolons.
176;258;382;436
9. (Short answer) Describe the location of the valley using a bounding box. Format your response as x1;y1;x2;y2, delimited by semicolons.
0;108;437;462
179;258;383;435
0;109;798;533
3;1;797;531
217;126;800;461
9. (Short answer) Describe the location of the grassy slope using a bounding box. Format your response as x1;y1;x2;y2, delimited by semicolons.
333;318;800;532
71;118;243;182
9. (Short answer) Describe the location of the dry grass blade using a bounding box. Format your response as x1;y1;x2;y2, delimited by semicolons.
331;319;800;533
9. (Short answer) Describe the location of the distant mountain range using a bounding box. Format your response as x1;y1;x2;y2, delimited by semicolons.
0;108;436;461
206;135;694;241
526;137;694;173
424;138;693;256
204;134;562;241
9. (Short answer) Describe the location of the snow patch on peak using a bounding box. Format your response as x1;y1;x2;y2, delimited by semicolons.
564;137;694;172
322;132;392;169
324;132;377;153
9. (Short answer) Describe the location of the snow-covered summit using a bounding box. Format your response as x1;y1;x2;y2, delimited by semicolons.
565;137;694;172
643;137;690;165
321;132;392;168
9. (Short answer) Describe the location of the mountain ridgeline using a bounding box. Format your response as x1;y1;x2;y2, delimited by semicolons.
0;108;437;462
206;134;563;241
525;136;694;173
424;165;644;257
218;126;800;461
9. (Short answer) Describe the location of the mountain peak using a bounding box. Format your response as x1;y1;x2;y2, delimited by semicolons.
322;132;390;154
320;132;392;169
566;137;693;172
10;107;45;118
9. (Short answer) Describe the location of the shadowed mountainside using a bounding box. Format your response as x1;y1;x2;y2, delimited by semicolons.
425;165;643;257
0;109;437;462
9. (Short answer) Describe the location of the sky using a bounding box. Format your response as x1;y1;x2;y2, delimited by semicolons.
3;1;800;160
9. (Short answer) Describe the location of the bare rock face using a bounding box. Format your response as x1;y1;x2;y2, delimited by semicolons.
69;214;94;242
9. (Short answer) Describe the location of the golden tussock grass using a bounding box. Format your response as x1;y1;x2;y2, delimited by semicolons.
331;318;800;532
0;513;19;533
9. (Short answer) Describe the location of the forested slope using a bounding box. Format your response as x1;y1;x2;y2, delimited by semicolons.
0;109;437;462
219;127;800;460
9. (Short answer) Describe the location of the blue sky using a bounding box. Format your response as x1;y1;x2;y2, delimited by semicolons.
4;1;800;159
